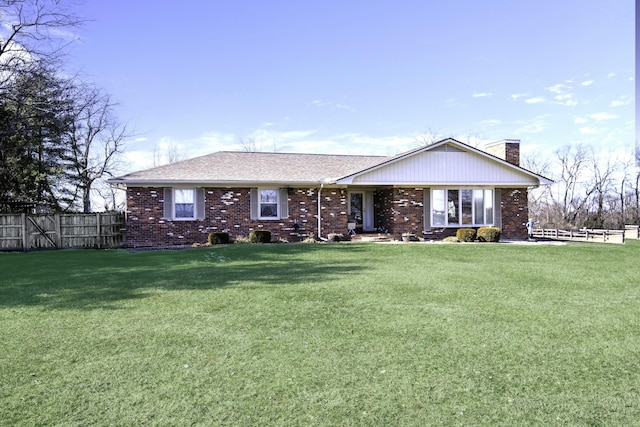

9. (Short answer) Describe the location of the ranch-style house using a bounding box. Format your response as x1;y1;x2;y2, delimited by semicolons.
109;138;552;247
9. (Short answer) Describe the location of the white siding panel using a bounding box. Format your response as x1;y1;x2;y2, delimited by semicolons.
350;151;536;185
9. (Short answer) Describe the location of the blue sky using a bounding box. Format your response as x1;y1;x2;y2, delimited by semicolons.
69;1;635;172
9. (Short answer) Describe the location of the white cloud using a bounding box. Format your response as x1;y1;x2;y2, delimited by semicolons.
607;73;616;78
589;112;618;121
579;127;598;135
546;83;571;94
581;80;594;86
510;93;528;101
553;94;578;106
573;117;588;124
515;115;550;134
525;97;546;104
310;99;356;112
472;92;492;98
610;96;631;107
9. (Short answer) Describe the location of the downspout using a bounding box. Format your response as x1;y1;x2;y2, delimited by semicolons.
317;182;324;240
317;178;333;240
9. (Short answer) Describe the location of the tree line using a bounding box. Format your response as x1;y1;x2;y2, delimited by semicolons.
525;143;640;229
0;0;129;213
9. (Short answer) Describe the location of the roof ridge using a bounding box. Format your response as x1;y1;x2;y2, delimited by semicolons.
217;151;389;158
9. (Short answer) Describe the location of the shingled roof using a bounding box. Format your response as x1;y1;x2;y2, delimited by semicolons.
110;151;389;186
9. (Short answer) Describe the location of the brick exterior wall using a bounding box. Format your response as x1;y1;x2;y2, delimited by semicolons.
500;187;529;239
124;186;353;247
125;184;529;246
381;188;426;238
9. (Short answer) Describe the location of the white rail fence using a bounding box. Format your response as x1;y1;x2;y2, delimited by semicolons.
531;225;639;244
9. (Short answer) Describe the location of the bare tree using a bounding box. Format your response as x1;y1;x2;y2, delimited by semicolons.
64;83;131;212
583;148;617;228
550;143;591;227
521;152;553;226
237;135;278;152
151;141;186;166
0;0;82;87
414;128;443;146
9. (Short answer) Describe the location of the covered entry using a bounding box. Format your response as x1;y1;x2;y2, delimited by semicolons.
348;191;375;232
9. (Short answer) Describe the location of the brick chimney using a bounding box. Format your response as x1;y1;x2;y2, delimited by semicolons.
485;139;520;166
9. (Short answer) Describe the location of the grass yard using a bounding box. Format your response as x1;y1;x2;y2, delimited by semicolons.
1;240;639;426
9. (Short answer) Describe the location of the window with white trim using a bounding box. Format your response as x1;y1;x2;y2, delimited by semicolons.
259;189;278;218
432;188;494;227
163;187;205;220
250;188;289;220
174;188;195;219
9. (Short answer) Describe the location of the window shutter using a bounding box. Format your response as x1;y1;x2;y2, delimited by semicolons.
250;189;258;219
279;188;289;219
493;189;502;227
196;188;205;220
423;188;431;231
163;188;173;219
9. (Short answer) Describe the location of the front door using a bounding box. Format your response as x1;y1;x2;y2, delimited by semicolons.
350;192;374;232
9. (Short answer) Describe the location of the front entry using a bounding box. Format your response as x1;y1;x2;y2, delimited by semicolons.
349;192;375;232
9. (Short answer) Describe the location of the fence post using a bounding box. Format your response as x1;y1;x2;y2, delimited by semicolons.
55;214;62;248
96;212;102;249
21;213;28;252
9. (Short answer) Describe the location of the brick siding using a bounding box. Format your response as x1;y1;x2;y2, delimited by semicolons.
125;186;353;247
499;187;529;239
125;185;529;246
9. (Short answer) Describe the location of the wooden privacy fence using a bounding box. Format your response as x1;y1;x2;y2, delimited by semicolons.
531;228;629;244
0;212;125;251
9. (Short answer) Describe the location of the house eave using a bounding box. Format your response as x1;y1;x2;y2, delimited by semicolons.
107;179;329;188
339;181;549;187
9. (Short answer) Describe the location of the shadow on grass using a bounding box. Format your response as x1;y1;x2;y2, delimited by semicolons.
0;243;367;310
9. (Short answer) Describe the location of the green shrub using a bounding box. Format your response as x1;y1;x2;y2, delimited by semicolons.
443;236;459;243
208;232;229;245
249;230;271;243
477;226;501;242
456;228;477;242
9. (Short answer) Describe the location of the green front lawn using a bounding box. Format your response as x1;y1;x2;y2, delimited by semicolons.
1;241;639;426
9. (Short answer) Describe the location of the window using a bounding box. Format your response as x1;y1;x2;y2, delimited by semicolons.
163;188;205;220
260;189;278;218
174;189;195;219
432;188;494;227
250;188;289;220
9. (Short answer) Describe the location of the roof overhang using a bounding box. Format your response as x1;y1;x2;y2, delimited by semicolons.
106;179;334;188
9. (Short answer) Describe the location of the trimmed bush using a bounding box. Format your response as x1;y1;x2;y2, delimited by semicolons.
208;232;229;245
456;228;477;242
249;230;271;243
443;236;459;243
477;226;501;242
